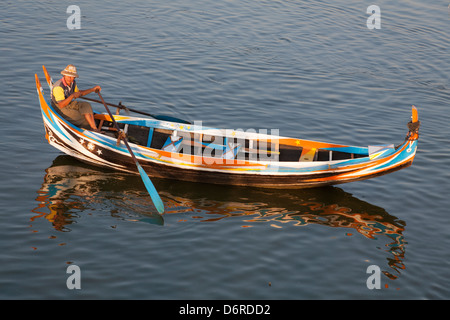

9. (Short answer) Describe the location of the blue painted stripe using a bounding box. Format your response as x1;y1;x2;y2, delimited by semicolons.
147;127;154;147
322;146;368;154
42;109;71;141
374;141;417;171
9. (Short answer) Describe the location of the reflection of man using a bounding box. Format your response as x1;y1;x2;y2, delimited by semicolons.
51;64;101;131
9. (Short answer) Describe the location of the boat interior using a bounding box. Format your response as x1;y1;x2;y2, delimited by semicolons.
92;113;369;163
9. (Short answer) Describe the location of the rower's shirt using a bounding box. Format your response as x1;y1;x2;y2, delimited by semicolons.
52;78;79;105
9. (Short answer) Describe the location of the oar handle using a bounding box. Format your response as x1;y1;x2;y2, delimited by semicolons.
82;96;191;124
82;96;126;110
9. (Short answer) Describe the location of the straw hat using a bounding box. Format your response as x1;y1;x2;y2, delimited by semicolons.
61;64;79;78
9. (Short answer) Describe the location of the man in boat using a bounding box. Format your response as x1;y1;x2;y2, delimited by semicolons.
51;64;101;131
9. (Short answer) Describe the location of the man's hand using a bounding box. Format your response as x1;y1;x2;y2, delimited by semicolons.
76;85;101;98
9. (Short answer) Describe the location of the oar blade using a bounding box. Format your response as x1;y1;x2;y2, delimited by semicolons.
137;163;165;214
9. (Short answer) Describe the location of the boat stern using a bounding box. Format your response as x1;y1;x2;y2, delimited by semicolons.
394;105;420;168
408;105;420;142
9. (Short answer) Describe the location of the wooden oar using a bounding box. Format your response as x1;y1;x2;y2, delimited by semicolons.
80;96;191;124
43;64;189;124
97;91;165;214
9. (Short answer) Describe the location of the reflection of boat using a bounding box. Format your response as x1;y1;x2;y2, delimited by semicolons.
33;155;407;279
31;156;164;229
35;69;420;189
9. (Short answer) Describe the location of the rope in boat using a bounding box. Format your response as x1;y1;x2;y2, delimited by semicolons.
407;120;420;136
116;130;127;146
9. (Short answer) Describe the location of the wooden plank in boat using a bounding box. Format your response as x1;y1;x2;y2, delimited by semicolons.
299;148;317;161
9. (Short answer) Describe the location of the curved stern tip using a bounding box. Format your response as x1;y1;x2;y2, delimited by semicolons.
411;105;418;123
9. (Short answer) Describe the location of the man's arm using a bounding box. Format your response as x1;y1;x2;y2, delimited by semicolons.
55;85;101;109
78;85;102;97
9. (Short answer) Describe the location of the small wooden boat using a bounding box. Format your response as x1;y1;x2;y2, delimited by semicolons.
35;68;420;191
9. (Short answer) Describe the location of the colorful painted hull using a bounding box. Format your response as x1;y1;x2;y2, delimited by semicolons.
35;73;420;188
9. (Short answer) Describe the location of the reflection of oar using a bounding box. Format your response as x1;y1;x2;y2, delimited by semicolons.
97;91;165;214
80;97;191;124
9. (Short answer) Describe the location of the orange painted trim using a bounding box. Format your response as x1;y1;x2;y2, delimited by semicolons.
140;146;266;169
305;142;413;183
278;138;348;149
412;105;418;123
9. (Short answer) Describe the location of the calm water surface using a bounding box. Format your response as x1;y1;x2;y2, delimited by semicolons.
0;0;449;299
